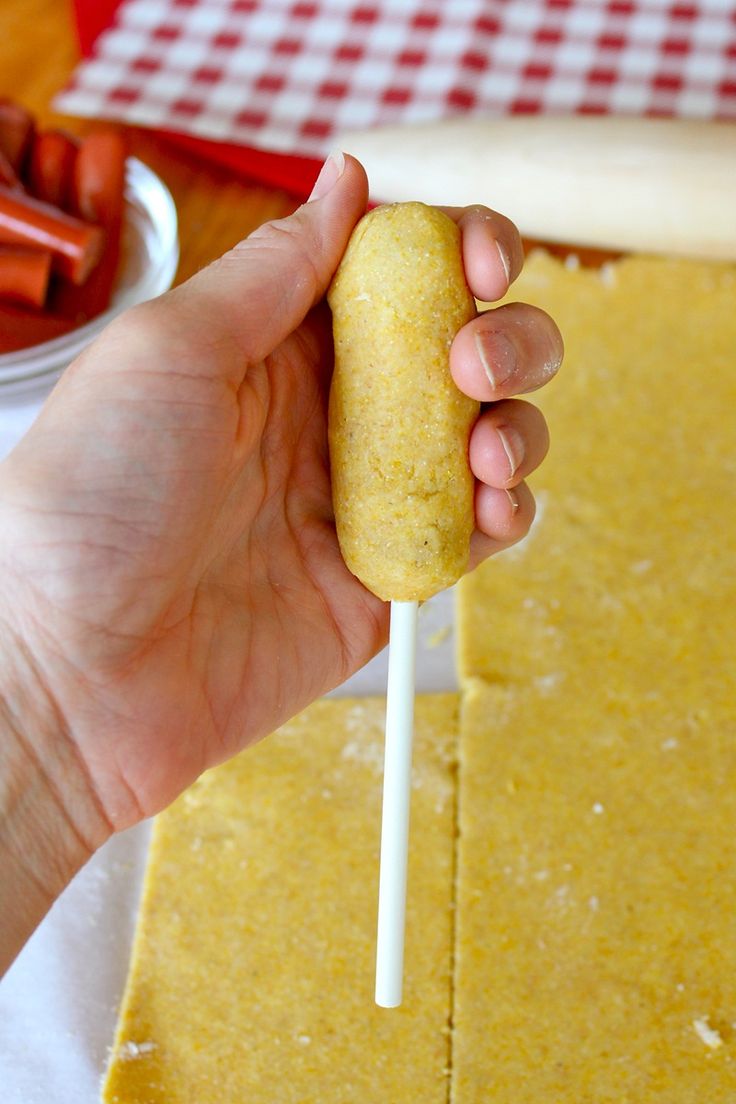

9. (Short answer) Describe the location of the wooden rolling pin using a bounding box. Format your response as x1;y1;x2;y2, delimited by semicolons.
340;116;736;261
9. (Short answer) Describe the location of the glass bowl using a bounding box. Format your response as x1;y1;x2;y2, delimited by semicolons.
0;158;179;404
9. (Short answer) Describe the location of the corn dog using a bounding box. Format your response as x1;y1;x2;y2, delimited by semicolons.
328;202;478;602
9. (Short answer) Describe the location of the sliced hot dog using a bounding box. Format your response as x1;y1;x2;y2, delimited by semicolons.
0;149;21;189
0;104;130;352
0;98;34;172
70;126;127;225
0;184;105;285
54;126;128;322
28;130;78;208
0;246;51;308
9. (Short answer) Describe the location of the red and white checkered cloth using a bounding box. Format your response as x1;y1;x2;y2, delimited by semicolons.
56;0;736;192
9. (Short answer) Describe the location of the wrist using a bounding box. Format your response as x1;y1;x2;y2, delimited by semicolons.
0;627;112;974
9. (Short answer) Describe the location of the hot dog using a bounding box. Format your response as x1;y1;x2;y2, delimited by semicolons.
0;98;34;172
53;127;127;322
0;246;51;308
28;130;78;208
0;149;20;189
0;101;129;353
0;184;104;285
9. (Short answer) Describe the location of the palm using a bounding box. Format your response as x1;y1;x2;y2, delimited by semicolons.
0;303;386;824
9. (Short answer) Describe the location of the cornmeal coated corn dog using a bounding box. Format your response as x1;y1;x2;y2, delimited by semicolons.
328;201;479;602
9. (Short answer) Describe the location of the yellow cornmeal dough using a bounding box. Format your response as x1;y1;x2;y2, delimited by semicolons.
455;681;736;1102
103;695;458;1104
459;250;736;689
454;252;736;1101
328;202;478;602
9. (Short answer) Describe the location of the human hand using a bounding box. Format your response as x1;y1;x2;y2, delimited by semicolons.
0;154;562;839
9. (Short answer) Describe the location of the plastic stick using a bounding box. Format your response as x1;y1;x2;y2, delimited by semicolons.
375;598;419;1008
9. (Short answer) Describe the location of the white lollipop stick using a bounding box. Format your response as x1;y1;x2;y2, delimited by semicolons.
375;598;419;1008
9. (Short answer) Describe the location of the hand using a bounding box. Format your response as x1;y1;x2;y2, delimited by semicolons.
0;153;562;839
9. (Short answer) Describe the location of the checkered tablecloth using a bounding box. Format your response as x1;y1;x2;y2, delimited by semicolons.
56;0;736;187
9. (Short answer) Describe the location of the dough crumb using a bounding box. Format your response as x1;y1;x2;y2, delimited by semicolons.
119;1041;156;1061
599;262;618;288
693;1018;724;1050
426;625;452;648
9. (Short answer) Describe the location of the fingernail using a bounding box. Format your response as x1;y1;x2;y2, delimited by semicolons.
474;330;516;391
496;239;511;285
496;425;524;480
308;150;346;201
505;488;520;515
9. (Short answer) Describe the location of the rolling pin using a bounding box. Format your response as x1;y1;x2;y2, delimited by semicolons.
340;116;736;261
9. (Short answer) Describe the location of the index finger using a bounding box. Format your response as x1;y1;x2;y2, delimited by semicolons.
440;204;525;302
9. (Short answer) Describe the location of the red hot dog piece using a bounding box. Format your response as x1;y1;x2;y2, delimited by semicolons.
0;246;51;308
0;98;34;172
28;130;79;208
0;149;20;189
71;127;127;224
55;126;128;322
0;185;104;285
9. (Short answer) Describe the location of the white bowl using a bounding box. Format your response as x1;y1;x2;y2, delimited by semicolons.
0;157;179;403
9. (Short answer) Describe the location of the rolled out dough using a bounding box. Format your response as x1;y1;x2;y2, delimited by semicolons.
454;250;736;1101
103;695;458;1104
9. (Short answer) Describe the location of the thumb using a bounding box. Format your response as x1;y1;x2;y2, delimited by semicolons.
163;152;368;367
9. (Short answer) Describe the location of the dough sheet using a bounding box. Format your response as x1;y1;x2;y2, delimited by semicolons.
103;695;458;1104
454;250;736;1100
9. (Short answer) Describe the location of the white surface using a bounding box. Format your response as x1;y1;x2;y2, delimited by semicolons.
0;397;45;458
375;600;419;1008
0;385;459;1099
0;824;152;1104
